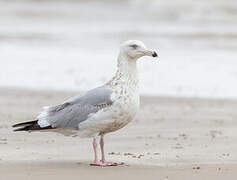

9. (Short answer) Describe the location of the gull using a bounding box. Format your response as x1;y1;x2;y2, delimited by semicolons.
12;40;158;166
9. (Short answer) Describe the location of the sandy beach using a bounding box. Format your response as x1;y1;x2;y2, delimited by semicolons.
0;88;237;179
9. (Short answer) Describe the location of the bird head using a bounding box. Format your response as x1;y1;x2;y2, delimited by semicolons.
120;40;158;60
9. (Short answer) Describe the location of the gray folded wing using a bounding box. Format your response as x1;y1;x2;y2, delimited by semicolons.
38;86;113;129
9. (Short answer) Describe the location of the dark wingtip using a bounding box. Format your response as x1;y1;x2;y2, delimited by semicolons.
13;127;26;132
12;120;38;128
13;120;54;132
12;124;22;128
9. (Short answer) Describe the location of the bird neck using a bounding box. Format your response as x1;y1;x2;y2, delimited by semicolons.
107;52;139;88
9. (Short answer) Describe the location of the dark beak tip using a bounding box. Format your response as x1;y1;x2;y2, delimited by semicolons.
152;51;158;57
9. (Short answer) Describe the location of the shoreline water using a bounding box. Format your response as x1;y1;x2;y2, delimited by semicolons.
1;0;237;99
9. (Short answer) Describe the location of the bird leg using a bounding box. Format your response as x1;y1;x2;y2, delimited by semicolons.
100;135;106;163
92;137;98;164
91;137;107;166
99;135;124;166
90;136;124;166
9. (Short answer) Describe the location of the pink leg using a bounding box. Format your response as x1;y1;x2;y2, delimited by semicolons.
90;136;124;167
100;135;106;163
99;135;124;166
92;138;98;164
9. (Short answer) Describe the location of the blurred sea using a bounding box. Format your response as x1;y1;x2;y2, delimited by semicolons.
0;0;237;98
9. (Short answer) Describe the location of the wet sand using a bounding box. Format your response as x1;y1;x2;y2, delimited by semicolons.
1;88;237;179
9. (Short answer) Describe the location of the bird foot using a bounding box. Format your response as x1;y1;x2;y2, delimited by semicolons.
90;161;124;167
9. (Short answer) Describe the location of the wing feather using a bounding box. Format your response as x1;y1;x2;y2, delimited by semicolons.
37;86;113;129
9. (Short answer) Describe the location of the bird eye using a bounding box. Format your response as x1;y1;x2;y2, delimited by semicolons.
129;44;138;49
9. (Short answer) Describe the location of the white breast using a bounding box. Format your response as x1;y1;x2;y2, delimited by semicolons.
77;54;140;138
77;84;139;138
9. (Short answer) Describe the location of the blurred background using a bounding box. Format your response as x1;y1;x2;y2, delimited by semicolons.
0;0;237;98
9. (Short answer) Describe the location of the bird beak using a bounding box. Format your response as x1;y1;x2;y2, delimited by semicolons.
143;50;158;58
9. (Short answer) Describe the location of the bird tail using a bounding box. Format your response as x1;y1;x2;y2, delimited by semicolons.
12;120;53;132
